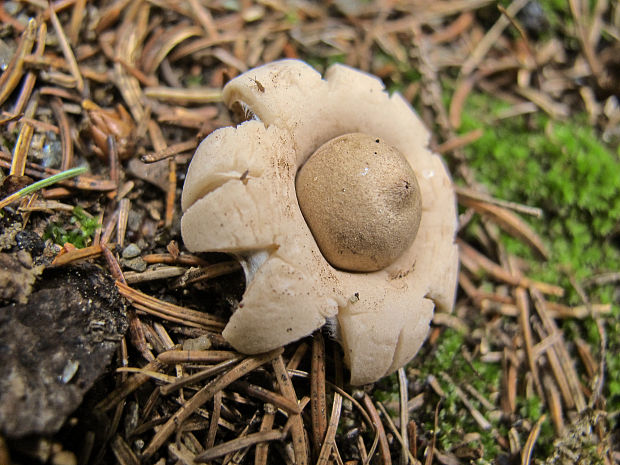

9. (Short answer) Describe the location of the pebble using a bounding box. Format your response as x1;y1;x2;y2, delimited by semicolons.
121;257;147;272
122;243;141;259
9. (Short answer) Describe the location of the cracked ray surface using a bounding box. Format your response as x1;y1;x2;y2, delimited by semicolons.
182;60;458;385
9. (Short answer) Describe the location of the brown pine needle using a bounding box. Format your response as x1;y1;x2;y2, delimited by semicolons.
144;86;222;104
141;139;198;163
142;348;282;458
363;393;392;465
142;253;209;266
51;243;104;266
0;19;37;106
515;287;544;400
96;359;164;411
459;196;548;257
521;414;547;465
159;357;241;395
195;429;285;463
48;6;84;93
272;355;309;465
158;349;239;364
206;390;222;449
316;393;343;465
311;332;328;453
458;239;563;296
232;380;302;414
10;95;38;176
255;403;276;465
436;128;484;154
116;281;225;329
50;97;74;171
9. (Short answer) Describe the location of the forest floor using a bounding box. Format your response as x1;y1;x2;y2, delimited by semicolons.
0;1;619;464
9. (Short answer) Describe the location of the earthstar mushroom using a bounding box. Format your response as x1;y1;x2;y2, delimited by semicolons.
181;59;458;385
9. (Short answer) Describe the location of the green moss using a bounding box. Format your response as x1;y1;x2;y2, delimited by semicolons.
460;93;620;287
415;329;504;460
459;91;620;429
44;206;100;249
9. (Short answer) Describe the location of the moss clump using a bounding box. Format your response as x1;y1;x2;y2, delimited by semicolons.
461;95;620;283
459;91;620;436
44;206;100;249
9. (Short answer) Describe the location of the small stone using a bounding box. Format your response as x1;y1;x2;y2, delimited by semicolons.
122;243;141;259
183;335;212;351
15;230;45;256
121;256;147;272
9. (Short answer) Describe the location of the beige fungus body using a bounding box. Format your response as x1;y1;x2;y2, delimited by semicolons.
181;60;459;385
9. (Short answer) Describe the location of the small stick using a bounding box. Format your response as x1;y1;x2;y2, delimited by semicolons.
107;135;121;190
530;289;587;412
407;421;418;460
542;374;564;435
68;0;87;44
51;243;103;266
497;4;538;67
171;261;241;288
439;372;492;430
458;239;563;296
376;402;417;465
111;435;140;465
101;245;126;284
455;185;543;218
425;401;441;465
532;322;575;409
460;0;530;75
187;0;219;39
436;129;484;154
101;208;119;246
0;158;116;191
115;57;158;87
501;349;517;414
